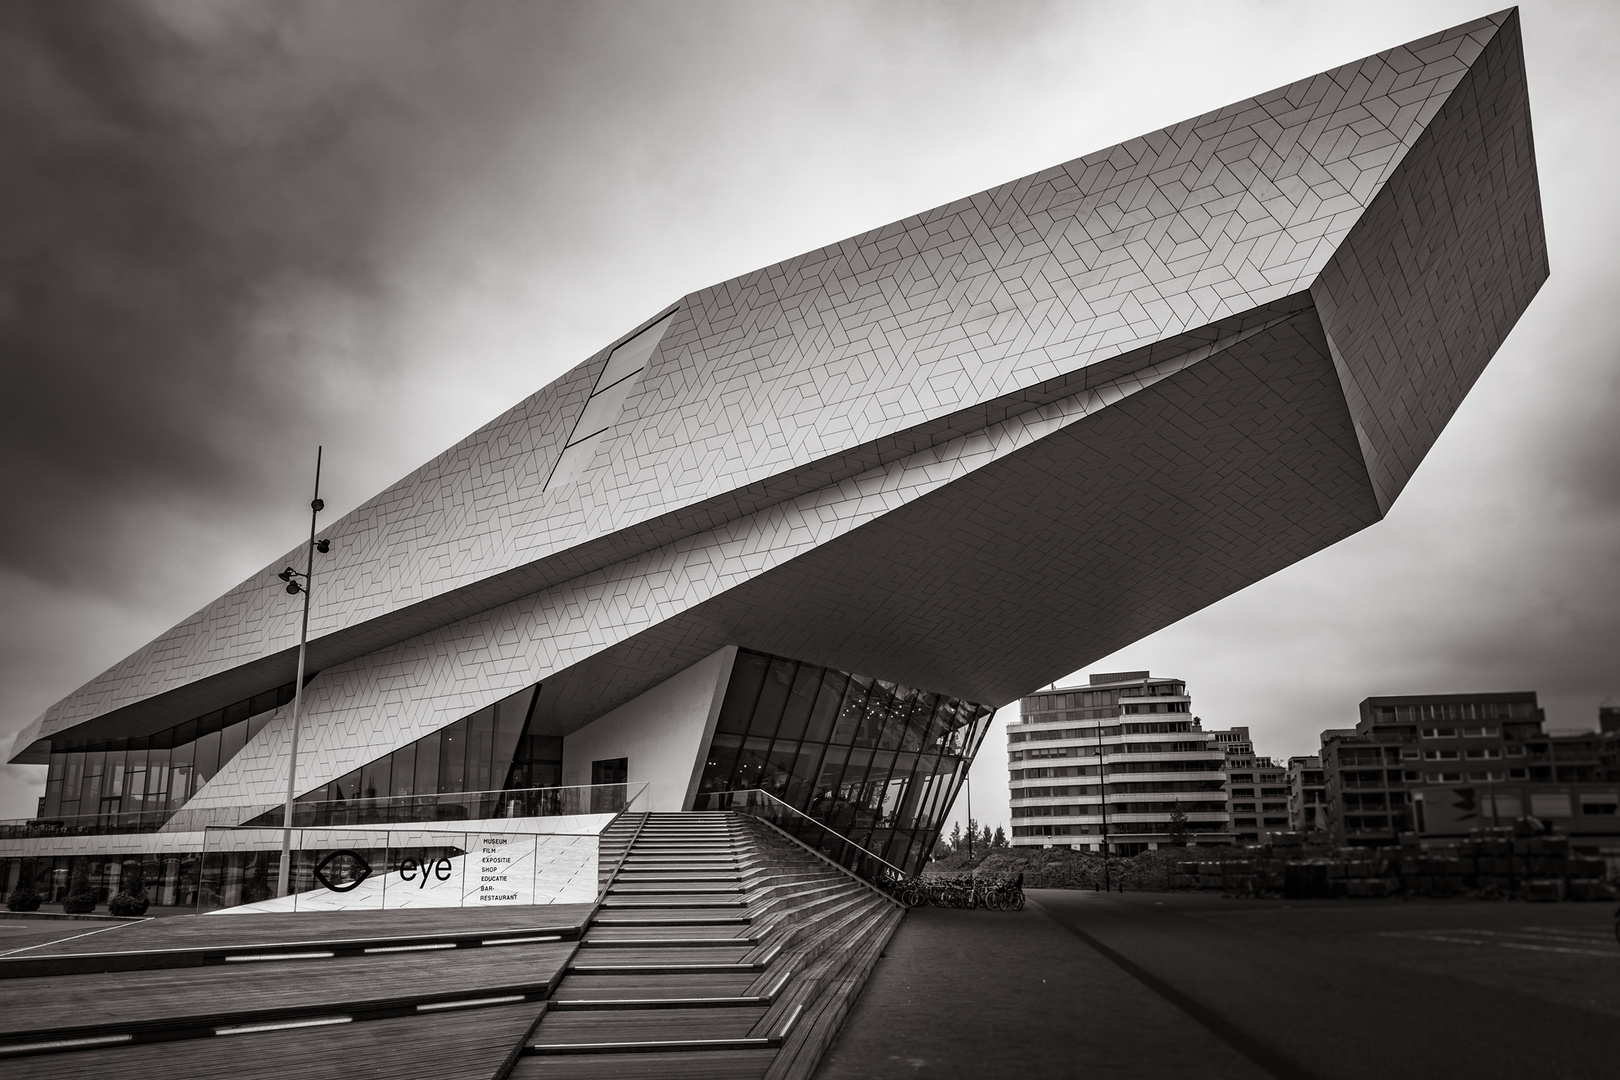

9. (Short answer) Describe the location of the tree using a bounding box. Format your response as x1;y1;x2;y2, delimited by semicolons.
948;822;963;852
992;826;1008;849
62;859;97;914
1167;801;1190;847
980;824;993;851
6;858;41;912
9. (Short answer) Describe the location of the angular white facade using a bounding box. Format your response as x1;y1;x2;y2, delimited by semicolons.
12;11;1544;858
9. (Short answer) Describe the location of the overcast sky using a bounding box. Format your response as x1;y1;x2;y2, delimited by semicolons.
1;1;1615;831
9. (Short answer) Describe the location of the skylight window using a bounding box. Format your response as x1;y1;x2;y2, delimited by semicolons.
545;311;674;491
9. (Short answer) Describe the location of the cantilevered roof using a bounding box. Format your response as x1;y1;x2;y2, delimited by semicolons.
15;9;1543;778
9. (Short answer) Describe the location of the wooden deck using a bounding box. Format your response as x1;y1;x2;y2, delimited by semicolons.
0;917;148;957
2;1002;546;1080
0;812;900;1079
10;904;594;956
0;903;594;980
0;939;572;1035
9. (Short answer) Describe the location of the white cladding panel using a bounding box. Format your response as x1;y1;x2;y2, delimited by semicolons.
560;646;737;813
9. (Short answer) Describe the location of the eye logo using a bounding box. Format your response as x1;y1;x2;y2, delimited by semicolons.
313;850;373;893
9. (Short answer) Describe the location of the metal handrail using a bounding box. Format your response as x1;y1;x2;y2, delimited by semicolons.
202;783;648;834
1;782;649;838
701;787;908;885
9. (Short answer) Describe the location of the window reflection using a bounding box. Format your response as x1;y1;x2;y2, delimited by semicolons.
244;683;562;826
38;682;298;826
696;648;994;874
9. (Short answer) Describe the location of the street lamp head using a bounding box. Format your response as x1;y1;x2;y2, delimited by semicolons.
277;567;295;583
315;539;331;554
285;581;303;595
311;498;325;512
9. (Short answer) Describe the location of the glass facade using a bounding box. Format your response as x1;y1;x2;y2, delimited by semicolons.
246;684;563;826
695;648;995;875
35;682;297;828
1;851;203;910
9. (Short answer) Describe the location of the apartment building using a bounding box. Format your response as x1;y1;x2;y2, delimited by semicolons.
1324;691;1579;846
1287;754;1328;835
1010;672;1231;854
1211;728;1288;843
1403;699;1620;849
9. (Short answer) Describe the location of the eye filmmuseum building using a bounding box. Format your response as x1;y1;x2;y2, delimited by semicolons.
4;10;1544;907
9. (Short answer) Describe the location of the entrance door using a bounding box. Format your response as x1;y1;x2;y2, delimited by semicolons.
591;758;628;813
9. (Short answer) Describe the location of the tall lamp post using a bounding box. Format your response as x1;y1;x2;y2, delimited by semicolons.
965;768;974;859
275;447;329;899
1097;717;1111;891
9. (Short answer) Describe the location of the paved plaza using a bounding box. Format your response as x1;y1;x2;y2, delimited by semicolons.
816;891;1620;1080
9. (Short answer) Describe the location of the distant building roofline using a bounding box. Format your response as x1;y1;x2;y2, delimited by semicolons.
1089;671;1152;686
1359;691;1538;707
1026;672;1184;695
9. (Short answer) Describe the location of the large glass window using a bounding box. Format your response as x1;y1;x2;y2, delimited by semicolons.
247;682;564;826
696;648;994;875
36;682;297;825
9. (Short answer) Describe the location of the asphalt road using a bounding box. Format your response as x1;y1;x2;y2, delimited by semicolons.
814;890;1620;1080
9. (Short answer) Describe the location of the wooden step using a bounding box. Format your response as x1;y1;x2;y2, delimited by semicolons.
573;945;753;964
548;969;793;1012
567;943;779;976
504;810;903;1080
760;907;902;1080
590;914;752;927
599;898;748;909
506;1046;778;1078
609;884;742;894
580;937;758;949
567;959;770;976
531;1005;768;1046
585;924;752;941
555;973;760;1000
622;856;741;864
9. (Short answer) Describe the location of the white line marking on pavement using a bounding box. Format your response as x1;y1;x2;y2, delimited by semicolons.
1378;930;1617;958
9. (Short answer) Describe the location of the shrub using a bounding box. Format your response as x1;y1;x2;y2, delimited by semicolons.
108;892;150;916
61;860;97;914
108;860;150;917
6;859;41;912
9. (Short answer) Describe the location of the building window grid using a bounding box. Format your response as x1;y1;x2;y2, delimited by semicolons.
698;649;992;873
41;682;298;824
1012;682;1227;847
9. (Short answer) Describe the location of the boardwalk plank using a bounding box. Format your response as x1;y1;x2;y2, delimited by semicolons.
531;1006;767;1043
18;905;593;957
508;1046;777;1079
556;973;758;1000
2;1002;544;1080
0;942;571;1034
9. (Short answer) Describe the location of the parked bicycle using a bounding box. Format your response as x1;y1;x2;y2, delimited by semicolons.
892;872;1023;910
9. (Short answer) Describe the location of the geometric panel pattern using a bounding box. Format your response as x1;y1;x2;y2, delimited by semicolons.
14;13;1545;836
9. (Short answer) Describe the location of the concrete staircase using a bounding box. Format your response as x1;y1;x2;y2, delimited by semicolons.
507;810;903;1080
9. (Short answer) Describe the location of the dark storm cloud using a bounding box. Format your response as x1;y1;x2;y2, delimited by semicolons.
0;0;1077;597
0;2;408;591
